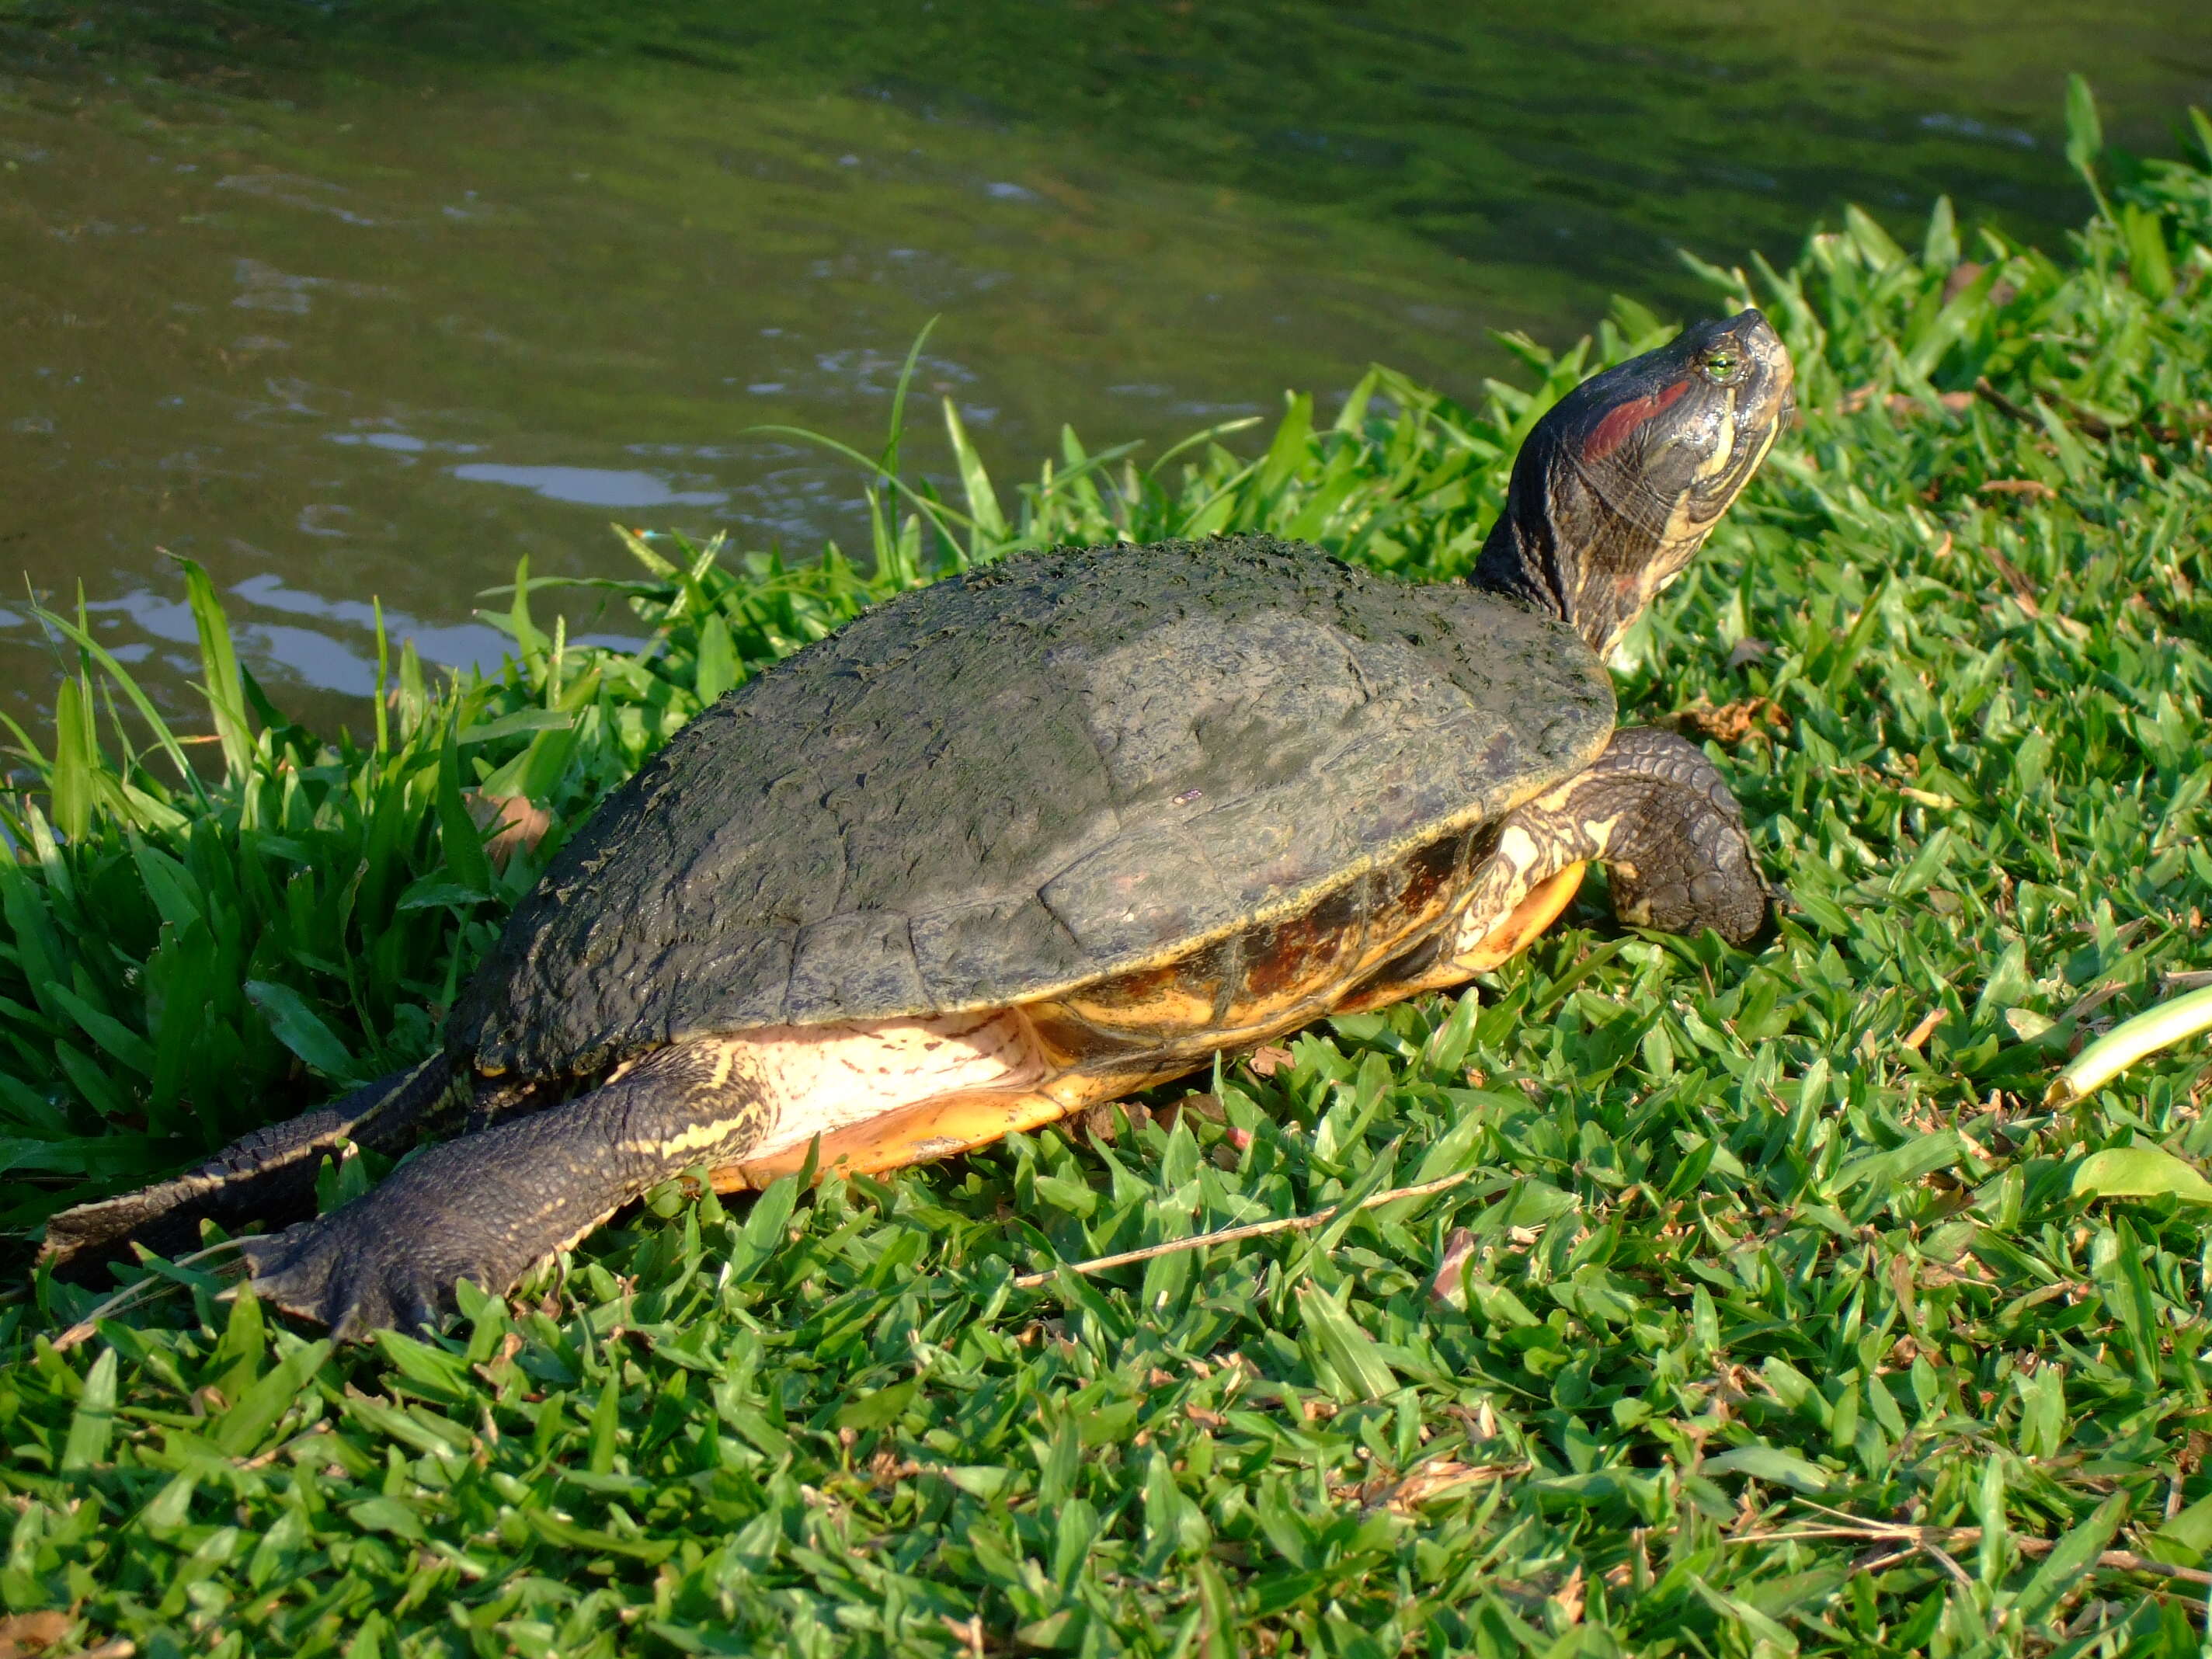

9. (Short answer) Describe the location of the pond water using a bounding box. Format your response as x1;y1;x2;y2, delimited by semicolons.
4;1;2210;736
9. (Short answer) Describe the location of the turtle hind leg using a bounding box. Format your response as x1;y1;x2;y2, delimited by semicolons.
239;1038;777;1339
40;1055;458;1278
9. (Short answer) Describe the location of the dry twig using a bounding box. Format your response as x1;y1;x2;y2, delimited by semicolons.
52;1240;247;1353
1730;1504;2212;1589
1011;1169;1479;1289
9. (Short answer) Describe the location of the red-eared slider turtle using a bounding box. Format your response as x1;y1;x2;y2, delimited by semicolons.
47;312;1793;1336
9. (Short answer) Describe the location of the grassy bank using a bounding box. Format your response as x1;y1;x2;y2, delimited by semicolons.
5;86;2212;1657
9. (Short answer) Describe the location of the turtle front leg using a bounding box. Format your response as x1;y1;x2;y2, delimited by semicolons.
1458;725;1767;955
239;1041;774;1339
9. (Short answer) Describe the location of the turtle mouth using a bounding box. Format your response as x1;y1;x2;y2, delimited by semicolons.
1684;387;1782;512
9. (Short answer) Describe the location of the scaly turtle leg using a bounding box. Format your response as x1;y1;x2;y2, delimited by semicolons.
240;1011;1042;1337
40;1056;458;1276
1340;725;1764;1010
1452;724;1767;962
239;1040;777;1338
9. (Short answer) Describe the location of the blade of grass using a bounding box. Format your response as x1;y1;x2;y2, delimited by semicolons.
2046;986;2212;1104
173;555;256;785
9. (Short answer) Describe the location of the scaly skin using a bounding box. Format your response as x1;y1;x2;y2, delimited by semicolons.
1459;725;1768;951
239;1044;774;1339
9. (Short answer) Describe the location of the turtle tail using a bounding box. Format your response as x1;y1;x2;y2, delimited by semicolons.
39;1055;461;1278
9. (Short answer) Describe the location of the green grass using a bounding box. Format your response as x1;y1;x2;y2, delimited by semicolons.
7;83;2212;1657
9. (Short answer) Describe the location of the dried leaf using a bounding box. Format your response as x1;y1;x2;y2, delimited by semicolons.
467;791;554;864
1553;1566;1586;1625
1332;1459;1529;1512
0;1613;73;1659
1901;1010;1945;1051
1670;697;1791;745
1430;1226;1479;1308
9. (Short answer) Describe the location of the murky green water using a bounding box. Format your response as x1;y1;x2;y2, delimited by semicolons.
4;1;2209;734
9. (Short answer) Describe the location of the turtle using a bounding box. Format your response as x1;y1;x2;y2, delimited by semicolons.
44;309;1793;1337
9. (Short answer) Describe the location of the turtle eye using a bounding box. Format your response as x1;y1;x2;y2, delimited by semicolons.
1702;349;1741;382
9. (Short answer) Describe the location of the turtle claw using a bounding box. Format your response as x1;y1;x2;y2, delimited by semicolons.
227;1097;656;1337
239;1215;474;1341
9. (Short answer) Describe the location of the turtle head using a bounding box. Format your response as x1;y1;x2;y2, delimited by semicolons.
1473;309;1793;658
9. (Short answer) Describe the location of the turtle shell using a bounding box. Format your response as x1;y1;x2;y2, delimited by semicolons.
450;534;1614;1077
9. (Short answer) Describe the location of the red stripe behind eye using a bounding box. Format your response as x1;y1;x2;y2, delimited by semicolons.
1580;377;1690;464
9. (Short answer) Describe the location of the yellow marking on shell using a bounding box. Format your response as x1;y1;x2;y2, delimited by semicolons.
1449;863;1588;974
710;1010;1049;1170
1059;982;1222;1036
719;826;1588;1189
723;1087;1074;1188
